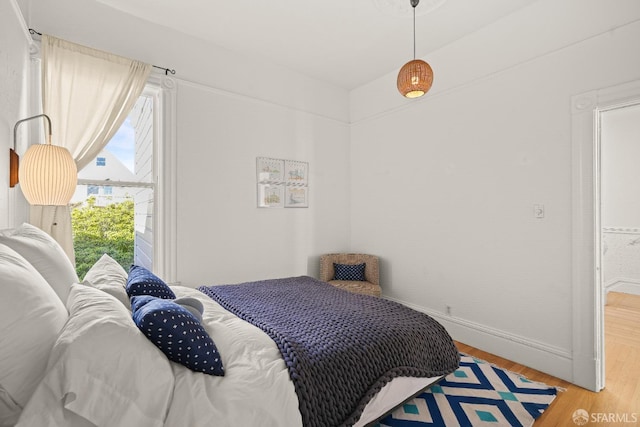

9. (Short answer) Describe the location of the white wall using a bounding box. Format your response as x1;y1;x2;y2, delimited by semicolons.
176;82;351;285
0;0;31;228
23;0;352;285
350;0;640;383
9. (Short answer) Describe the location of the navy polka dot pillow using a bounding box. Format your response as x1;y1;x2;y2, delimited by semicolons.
333;263;366;281
131;296;224;376
126;265;176;299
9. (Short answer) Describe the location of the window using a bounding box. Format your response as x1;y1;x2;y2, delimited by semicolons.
70;78;175;280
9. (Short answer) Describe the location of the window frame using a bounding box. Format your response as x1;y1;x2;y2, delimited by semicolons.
75;72;177;281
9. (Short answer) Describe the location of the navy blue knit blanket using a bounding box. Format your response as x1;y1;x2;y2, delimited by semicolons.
198;276;459;427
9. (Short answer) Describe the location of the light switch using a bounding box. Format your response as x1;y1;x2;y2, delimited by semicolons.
534;204;545;219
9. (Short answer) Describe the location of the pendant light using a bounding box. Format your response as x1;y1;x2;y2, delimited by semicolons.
397;0;433;98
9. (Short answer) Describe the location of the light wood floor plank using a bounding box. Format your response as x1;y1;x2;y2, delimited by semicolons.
455;291;640;425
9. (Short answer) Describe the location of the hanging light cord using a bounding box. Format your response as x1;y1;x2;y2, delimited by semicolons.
413;3;416;60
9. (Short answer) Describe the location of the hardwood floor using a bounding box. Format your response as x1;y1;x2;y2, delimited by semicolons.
455;292;640;426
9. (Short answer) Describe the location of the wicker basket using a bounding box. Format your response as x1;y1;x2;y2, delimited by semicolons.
319;253;381;297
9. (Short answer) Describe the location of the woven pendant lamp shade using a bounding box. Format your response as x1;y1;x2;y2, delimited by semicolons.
18;143;77;206
397;59;433;98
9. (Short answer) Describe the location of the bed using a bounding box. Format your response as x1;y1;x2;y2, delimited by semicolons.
0;223;460;427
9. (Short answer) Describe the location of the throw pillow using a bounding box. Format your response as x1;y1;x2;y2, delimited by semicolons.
83;253;130;309
126;264;176;299
16;284;174;427
333;263;366;281
0;223;79;304
0;243;68;426
131;296;224;376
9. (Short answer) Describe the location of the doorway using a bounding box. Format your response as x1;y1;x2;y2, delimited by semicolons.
599;104;640;299
571;79;640;392
597;102;640;389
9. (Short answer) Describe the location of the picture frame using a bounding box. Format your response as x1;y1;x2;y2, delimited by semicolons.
284;160;308;186
285;186;309;208
257;157;309;208
257;157;285;183
257;183;285;208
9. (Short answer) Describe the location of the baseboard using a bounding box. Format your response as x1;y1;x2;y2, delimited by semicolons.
605;278;640;296
384;295;574;384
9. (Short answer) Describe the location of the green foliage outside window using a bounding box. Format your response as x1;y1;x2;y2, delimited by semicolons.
72;197;134;279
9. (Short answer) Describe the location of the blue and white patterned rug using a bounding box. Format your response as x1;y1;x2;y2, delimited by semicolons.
377;354;559;427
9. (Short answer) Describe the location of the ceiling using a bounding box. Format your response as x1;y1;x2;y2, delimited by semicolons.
94;0;537;90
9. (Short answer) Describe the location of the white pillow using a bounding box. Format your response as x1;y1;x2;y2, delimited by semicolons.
16;284;175;427
0;223;79;304
83;253;130;309
0;243;68;426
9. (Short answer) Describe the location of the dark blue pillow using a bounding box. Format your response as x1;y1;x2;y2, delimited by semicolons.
126;265;176;299
333;263;366;281
131;296;224;376
130;294;157;312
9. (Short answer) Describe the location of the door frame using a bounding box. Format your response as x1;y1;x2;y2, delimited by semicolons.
571;79;640;391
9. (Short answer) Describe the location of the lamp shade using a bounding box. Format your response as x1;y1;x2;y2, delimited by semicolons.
397;59;433;98
18;144;77;205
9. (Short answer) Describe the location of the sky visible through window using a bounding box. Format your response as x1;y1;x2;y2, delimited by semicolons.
105;117;135;173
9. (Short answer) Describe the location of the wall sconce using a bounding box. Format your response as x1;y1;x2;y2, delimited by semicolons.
13;114;77;205
9;147;19;188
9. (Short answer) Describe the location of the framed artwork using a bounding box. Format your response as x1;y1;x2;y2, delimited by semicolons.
257;157;285;183
285;160;308;186
257;183;285;208
257;157;308;208
285;186;308;208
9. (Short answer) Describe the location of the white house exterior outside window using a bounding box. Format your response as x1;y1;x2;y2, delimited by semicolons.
71;74;177;280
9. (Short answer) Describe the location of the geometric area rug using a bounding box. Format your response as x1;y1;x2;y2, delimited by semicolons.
376;354;559;427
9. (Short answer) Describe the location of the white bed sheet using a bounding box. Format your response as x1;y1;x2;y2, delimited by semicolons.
172;286;441;427
354;376;441;426
166;286;302;427
18;285;440;427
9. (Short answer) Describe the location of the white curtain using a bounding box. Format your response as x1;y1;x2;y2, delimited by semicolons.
33;35;152;264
